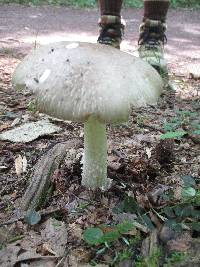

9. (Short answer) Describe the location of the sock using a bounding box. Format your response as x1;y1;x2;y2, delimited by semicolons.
143;0;170;22
98;0;123;17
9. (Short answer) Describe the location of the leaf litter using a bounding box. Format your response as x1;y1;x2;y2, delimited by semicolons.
0;47;200;266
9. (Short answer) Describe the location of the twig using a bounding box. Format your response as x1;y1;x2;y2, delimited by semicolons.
111;148;125;159
173;162;197;165
55;248;70;267
133;221;149;234
0;217;20;227
0;207;62;227
139;123;165;133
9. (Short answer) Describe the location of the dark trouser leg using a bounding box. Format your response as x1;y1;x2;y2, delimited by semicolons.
143;0;170;22
98;0;123;17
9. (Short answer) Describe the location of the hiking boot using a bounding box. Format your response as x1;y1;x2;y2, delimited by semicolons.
97;15;125;49
138;19;168;82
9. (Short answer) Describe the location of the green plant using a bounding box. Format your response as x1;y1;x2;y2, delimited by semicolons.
83;220;141;265
170;0;200;8
111;248;133;265
161;175;200;232
83;220;135;246
124;0;143;8
27;100;37;113
136;114;149;126
70;202;91;214
160;109;199;140
164;251;187;267
135;248;162;267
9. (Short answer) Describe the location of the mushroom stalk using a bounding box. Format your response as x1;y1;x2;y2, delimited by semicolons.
82;116;109;189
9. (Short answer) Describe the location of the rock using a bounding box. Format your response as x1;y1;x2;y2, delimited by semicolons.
159;225;176;244
0;120;61;143
166;231;192;253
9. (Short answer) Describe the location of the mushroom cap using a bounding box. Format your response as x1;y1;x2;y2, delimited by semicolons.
12;42;163;123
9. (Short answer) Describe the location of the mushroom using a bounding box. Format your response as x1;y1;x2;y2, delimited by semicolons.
12;42;163;190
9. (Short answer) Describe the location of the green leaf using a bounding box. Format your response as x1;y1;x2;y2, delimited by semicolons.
174;204;193;217
83;227;104;245
165;219;183;232
193;130;200;135
176;110;197;118
161;190;174;202
163;206;175;218
24;209;41;225
116;220;134;234
160;131;187;140
124;196;140;213
113;196;141;214
139;214;155;231
194;190;200;205
181;175;196;187
101;230;121;243
190;222;200;232
181;187;196;199
191;210;200;219
164;122;181;132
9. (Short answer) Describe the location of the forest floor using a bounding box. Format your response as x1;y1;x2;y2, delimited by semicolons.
0;4;200;267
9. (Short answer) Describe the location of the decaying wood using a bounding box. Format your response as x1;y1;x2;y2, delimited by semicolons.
141;229;159;257
21;138;82;212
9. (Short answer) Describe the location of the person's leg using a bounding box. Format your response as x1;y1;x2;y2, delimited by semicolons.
97;0;125;49
138;0;170;80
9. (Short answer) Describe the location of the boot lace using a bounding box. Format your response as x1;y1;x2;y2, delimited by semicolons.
97;23;124;43
138;25;167;47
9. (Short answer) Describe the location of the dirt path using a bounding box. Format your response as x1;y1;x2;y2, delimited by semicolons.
0;4;200;74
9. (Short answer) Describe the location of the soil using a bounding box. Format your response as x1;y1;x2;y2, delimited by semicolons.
0;4;200;267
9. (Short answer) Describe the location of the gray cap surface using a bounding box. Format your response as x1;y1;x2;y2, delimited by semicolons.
12;42;163;123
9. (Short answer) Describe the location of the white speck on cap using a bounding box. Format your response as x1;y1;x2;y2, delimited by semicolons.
65;43;79;49
39;69;51;83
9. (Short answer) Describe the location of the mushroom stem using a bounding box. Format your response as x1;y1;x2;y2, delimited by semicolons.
82;116;109;190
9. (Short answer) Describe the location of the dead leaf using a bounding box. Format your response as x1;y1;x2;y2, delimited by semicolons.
41;218;68;257
15;154;23;176
68;248;93;266
15;154;27;176
68;223;83;241
0;226;10;245
19;230;43;251
145;147;152;159
16;250;57;267
148;184;171;206
0;122;10;132
0;245;20;267
40;243;57;256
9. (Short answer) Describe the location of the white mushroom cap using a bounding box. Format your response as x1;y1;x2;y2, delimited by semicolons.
12;42;163;123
